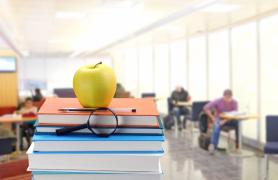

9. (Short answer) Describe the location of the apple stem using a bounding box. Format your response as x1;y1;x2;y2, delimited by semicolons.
93;62;102;68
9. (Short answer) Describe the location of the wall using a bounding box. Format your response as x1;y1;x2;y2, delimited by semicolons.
0;50;18;107
111;12;278;146
18;57;113;96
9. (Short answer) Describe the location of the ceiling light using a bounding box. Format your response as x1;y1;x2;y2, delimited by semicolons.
56;12;85;19
201;3;240;13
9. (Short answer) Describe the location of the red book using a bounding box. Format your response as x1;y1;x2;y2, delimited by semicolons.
38;98;160;128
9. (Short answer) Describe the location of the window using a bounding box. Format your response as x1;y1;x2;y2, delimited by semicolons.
232;22;258;140
154;43;170;113
138;46;153;93
260;14;278;143
208;30;230;99
170;40;187;90
188;35;207;101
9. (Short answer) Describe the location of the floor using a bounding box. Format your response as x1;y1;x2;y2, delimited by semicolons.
161;129;278;180
2;128;278;180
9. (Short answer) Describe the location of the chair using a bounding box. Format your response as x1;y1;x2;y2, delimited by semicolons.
191;101;209;122
0;137;16;161
190;101;209;131
264;115;278;180
141;93;156;98
0;107;16;116
53;88;76;97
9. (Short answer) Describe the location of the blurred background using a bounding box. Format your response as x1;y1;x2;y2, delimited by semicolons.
0;0;278;179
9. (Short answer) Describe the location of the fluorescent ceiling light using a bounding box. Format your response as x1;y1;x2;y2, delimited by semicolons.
56;12;85;19
201;3;240;13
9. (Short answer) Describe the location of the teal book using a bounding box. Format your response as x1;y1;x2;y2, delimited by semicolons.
31;170;162;180
32;133;164;152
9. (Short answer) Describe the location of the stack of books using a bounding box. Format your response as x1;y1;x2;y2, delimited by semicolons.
27;98;164;180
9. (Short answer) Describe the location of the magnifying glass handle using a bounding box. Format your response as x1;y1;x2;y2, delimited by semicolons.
56;124;88;136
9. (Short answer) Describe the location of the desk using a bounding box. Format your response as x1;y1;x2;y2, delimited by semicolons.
0;115;37;152
220;113;259;157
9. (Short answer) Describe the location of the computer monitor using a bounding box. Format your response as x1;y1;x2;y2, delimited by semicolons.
0;56;16;72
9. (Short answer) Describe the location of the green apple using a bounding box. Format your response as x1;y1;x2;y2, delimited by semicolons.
73;62;116;108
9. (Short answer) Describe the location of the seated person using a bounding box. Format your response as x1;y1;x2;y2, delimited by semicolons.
17;97;38;150
170;86;190;131
114;83;132;98
32;88;44;102
203;89;239;155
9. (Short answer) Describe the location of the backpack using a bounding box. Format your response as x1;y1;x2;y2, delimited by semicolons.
199;112;209;134
198;112;211;150
163;115;174;130
198;133;211;150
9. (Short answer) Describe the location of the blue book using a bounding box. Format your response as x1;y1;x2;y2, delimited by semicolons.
33;133;164;152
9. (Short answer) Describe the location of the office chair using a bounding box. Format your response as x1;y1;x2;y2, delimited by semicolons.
191;101;209;122
141;93;156;98
53;88;76;98
264;115;278;180
189;101;209;132
0;137;16;161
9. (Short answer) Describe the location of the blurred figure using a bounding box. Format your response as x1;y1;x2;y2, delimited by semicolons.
114;83;126;98
32;88;43;102
18;97;38;150
19;97;38;115
170;86;190;131
114;83;132;98
203;89;239;155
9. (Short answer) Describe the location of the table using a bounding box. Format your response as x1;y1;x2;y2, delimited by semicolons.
220;113;259;157
0;115;37;152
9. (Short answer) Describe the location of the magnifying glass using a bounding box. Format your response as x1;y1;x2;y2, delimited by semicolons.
56;107;118;137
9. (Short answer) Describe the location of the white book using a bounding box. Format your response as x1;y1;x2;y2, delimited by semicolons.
31;169;162;180
32;173;162;180
38;114;159;127
27;144;163;172
35;126;163;135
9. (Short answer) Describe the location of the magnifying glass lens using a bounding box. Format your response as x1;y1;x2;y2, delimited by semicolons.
88;109;118;136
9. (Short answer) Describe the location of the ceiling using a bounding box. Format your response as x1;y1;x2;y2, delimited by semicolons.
107;0;278;53
0;0;277;58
